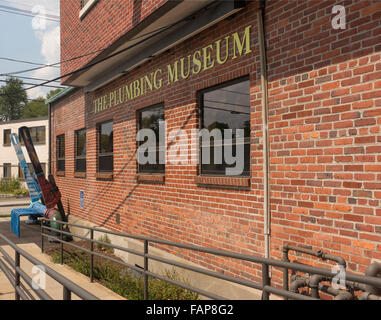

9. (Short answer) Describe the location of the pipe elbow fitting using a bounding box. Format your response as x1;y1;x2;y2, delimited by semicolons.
309;274;327;288
365;262;381;295
289;275;307;293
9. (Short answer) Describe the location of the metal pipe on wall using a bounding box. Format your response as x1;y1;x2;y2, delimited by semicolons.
318;284;353;300
48;102;51;176
257;0;270;263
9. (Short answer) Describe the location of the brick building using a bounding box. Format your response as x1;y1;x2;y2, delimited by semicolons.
48;0;381;296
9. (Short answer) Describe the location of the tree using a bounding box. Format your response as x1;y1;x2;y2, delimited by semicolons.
22;89;63;119
0;77;28;121
46;88;62;100
23;97;47;118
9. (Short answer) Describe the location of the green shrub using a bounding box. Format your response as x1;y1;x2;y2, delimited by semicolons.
0;178;29;196
0;178;20;193
50;249;198;300
13;188;29;197
96;234;114;253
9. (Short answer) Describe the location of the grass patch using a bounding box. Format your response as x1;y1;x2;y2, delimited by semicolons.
96;234;114;254
0;214;11;218
47;242;198;300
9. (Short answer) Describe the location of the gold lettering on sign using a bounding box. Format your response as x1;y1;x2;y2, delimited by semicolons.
192;50;202;75
232;25;252;59
167;61;179;84
216;36;230;65
154;69;162;89
93;25;253;113
180;55;191;79
202;44;215;71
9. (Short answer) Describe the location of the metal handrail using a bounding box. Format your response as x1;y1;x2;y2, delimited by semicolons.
0;232;99;300
40;218;381;300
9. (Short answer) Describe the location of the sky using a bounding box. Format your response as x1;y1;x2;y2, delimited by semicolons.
0;0;61;99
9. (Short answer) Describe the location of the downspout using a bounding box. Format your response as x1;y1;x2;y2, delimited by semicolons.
257;1;270;261
48;102;52;176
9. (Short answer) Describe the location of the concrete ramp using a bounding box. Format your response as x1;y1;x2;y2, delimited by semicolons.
0;242;125;300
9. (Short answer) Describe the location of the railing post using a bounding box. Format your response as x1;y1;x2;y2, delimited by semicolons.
144;240;148;300
262;263;270;300
41;221;44;253
63;287;71;300
60;223;64;265
282;247;290;300
15;251;20;300
90;229;94;283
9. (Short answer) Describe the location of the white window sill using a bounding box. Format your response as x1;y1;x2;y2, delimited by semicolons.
79;0;98;20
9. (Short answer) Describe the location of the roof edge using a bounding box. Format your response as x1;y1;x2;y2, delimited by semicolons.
45;87;76;105
0;116;48;125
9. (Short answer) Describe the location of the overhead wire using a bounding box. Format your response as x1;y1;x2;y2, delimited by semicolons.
1;1;219;99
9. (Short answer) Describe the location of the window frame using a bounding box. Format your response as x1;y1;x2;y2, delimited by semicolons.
137;103;165;175
197;75;251;177
56;134;65;173
3;129;11;146
75;128;87;173
18;164;24;180
80;0;98;19
3;163;11;179
34;126;46;145
19;126;46;145
97;120;113;174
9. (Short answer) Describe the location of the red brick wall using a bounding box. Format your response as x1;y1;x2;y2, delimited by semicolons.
52;0;381;289
60;0;169;79
54;0;265;284
265;0;381;281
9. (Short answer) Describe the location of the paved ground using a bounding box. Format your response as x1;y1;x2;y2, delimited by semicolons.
0;210;125;300
0;198;30;210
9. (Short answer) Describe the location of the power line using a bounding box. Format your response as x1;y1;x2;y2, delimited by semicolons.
0;57;60;68
3;2;218;97
0;18;184;98
0;4;59;19
25;17;191;92
0;8;59;22
0;0;59;16
0;75;61;83
1;22;179;77
0;79;65;89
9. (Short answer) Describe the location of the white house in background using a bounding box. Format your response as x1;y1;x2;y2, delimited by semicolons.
0;117;49;181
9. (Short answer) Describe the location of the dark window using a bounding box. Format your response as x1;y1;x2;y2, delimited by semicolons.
19;126;46;145
75;129;86;172
137;104;165;173
199;76;251;176
3;129;11;146
3;163;11;179
56;135;65;172
18;164;23;179
81;0;91;8
97;121;113;173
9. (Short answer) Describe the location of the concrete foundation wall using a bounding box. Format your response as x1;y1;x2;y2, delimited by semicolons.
68;215;269;300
